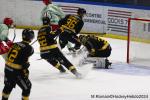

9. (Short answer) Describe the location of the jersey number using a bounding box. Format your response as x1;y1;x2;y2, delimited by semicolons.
66;18;77;29
38;36;47;46
8;50;18;62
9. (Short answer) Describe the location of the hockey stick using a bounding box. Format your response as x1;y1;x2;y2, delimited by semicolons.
12;27;16;42
30;32;59;46
31;39;37;45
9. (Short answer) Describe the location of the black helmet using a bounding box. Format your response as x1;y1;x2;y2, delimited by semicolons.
79;35;87;45
77;8;86;15
42;17;50;25
22;28;34;42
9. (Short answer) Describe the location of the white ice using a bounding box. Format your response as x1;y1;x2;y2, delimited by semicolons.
0;29;150;100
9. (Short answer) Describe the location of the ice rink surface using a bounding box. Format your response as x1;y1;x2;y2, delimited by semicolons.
0;29;150;100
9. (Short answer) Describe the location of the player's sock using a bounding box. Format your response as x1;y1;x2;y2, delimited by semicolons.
2;92;10;100
22;96;29;100
59;66;66;73
54;62;66;73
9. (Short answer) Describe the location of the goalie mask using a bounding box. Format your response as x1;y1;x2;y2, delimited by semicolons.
22;28;35;43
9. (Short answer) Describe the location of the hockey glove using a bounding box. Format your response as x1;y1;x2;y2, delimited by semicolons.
59;27;64;33
90;48;95;55
6;40;13;48
22;69;29;78
23;62;30;69
0;42;9;54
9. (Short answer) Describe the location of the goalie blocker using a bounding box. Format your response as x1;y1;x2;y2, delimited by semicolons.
79;35;112;69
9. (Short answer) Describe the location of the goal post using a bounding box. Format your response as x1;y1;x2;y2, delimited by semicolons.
127;18;150;67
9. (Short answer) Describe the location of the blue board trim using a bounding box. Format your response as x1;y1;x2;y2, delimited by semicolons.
55;1;150;10
33;0;150;10
32;0;150;10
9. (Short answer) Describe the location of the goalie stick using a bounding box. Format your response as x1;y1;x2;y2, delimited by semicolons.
64;46;86;56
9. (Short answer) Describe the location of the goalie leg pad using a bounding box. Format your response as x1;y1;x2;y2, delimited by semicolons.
84;57;111;69
93;58;106;69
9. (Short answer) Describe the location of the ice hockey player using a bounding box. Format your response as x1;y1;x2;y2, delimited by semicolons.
58;7;86;52
41;0;65;31
79;35;112;69
41;0;74;51
1;28;35;100
0;17;14;59
37;17;82;78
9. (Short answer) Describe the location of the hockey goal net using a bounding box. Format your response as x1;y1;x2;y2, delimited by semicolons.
127;18;150;67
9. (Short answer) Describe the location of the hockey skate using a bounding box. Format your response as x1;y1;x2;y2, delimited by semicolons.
105;59;112;69
74;71;82;79
68;47;76;52
71;69;82;79
59;69;66;73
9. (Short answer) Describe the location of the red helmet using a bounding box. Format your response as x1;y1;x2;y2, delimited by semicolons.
3;17;13;26
43;0;52;5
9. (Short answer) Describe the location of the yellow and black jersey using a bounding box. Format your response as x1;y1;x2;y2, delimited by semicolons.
6;41;34;70
58;14;84;34
37;25;59;52
85;36;110;51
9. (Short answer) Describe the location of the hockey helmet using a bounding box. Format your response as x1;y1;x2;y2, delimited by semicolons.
42;17;50;25
43;0;52;5
77;8;86;15
22;28;35;42
79;35;87;44
3;17;13;27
